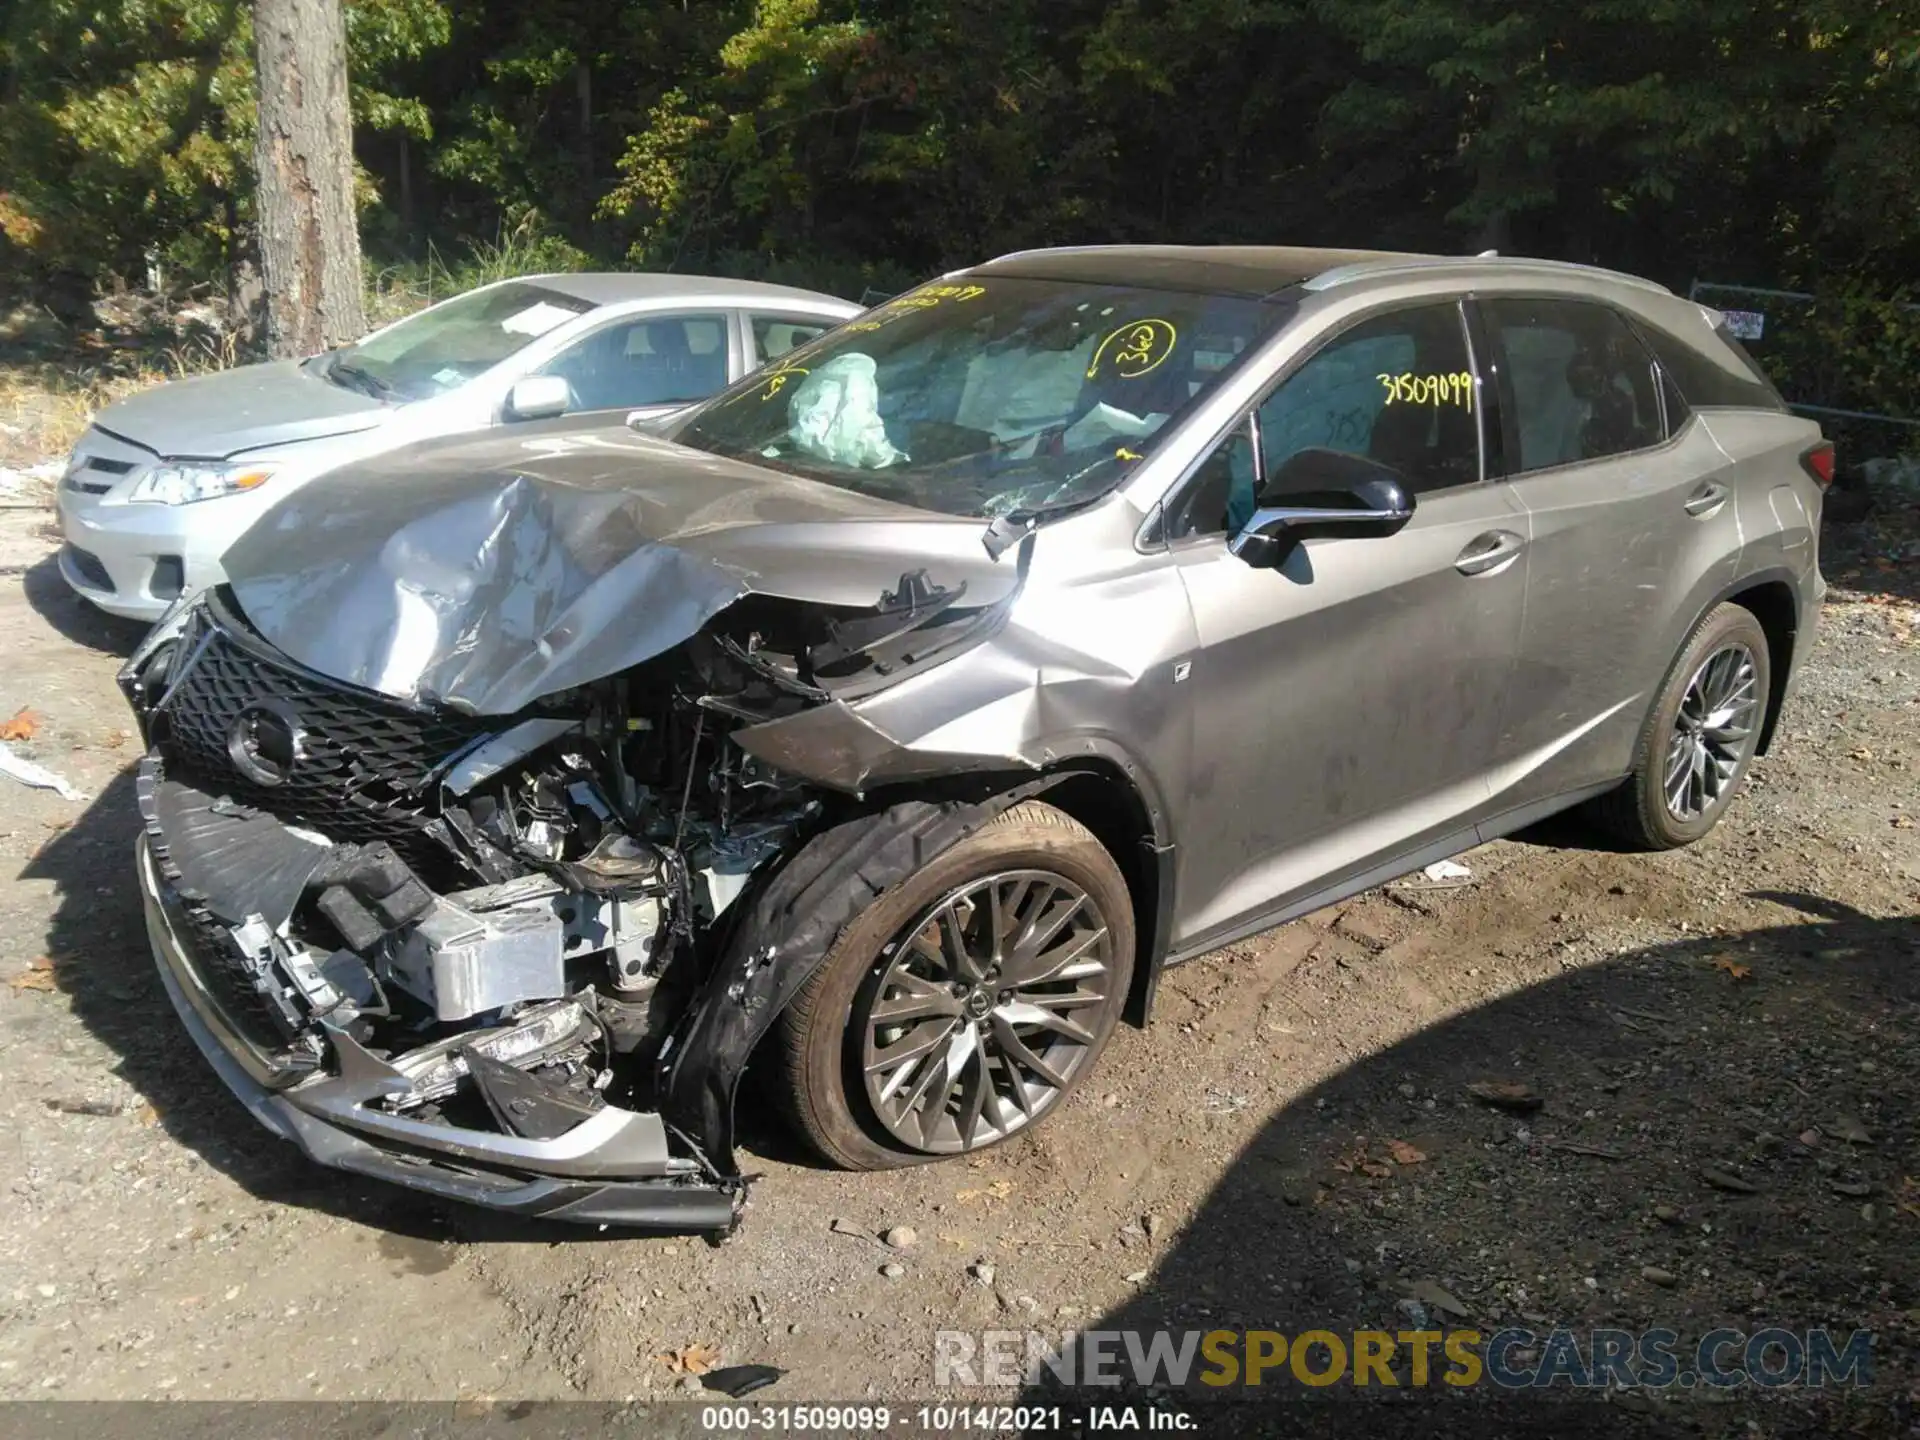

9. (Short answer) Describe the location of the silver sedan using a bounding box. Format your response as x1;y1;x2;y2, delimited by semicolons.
56;273;860;620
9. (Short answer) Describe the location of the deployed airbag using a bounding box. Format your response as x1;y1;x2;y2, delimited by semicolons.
788;355;904;469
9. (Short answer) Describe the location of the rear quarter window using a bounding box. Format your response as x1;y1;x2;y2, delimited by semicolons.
1635;317;1787;413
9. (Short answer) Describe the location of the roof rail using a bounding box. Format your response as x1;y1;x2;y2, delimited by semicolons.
1304;254;1672;297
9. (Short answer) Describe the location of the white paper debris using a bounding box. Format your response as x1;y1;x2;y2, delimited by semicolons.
1391;856;1476;894
0;742;86;801
499;301;580;338
0;460;62;498
1060;400;1158;452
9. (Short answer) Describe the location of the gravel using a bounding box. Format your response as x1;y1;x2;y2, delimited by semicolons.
0;503;1913;1426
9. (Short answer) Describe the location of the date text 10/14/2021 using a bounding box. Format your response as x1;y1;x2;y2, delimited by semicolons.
698;1405;1192;1432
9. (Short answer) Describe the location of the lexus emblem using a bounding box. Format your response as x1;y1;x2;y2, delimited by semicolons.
226;699;305;787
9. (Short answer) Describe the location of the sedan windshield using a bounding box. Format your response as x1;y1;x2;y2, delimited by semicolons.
326;282;594;401
671;277;1290;517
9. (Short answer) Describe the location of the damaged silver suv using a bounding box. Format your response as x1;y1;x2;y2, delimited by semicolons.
122;246;1828;1230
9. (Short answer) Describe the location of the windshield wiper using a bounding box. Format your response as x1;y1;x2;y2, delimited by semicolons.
325;355;394;401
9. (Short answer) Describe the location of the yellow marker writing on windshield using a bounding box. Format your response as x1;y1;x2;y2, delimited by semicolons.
759;366;807;400
1088;319;1178;380
845;285;985;333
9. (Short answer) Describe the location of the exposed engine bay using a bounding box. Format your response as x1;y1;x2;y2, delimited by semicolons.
122;567;1022;1230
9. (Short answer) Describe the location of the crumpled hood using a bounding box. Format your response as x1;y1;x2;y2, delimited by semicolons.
97;359;389;459
221;424;1017;714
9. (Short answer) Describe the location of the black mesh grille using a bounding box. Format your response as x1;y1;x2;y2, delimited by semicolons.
157;598;486;869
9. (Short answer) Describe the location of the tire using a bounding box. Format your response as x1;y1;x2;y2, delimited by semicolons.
776;800;1136;1171
1590;602;1771;850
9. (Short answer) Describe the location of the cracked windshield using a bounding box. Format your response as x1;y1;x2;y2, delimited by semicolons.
673;279;1290;517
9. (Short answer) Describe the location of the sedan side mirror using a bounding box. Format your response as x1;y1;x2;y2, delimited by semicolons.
1230;448;1415;568
504;375;571;422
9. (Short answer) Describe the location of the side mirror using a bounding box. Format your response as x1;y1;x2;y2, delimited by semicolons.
504;375;571;422
1229;448;1415;568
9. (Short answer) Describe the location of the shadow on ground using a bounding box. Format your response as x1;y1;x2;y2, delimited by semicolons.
21;551;149;655
1020;898;1916;1438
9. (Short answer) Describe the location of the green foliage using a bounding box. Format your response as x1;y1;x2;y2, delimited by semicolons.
348;0;451;139
1751;286;1920;421
3;0;1918;375
1;0;255;281
1309;0;1920;283
363;205;590;327
0;0;448;286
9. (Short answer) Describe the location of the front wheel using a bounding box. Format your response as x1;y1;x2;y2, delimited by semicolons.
775;801;1135;1170
1591;602;1771;850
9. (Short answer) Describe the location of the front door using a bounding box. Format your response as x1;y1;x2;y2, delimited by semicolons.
534;311;736;423
1164;300;1530;950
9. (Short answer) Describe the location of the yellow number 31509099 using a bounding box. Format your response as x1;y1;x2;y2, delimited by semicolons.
1378;371;1475;409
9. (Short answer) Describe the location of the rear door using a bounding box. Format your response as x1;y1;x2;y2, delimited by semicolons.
747;312;839;370
1476;295;1744;808
1165;299;1532;949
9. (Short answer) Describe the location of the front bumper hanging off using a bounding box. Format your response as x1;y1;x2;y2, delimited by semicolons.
137;834;739;1229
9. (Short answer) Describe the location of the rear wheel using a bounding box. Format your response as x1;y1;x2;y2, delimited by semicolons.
1591;602;1770;850
776;801;1135;1170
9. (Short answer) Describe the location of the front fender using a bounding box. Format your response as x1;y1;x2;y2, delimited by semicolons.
656;778;1069;1177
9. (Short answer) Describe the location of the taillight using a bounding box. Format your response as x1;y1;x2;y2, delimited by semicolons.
1800;441;1835;488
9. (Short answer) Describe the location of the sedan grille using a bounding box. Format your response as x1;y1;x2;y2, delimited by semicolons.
156;595;487;868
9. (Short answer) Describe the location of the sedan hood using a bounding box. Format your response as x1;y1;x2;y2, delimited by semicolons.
221;425;1017;714
96;359;389;459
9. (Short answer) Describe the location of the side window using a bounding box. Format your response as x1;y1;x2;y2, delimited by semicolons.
1166;303;1479;539
1256;303;1480;498
1482;299;1663;472
751;314;832;363
1634;317;1787;414
1166;419;1257;541
1658;359;1693;437
539;313;730;410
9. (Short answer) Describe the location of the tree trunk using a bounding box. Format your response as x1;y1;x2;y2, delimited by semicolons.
252;0;365;358
575;60;593;188
398;130;414;229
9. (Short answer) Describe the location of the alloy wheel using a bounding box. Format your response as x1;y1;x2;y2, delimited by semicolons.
858;869;1116;1153
1663;641;1760;822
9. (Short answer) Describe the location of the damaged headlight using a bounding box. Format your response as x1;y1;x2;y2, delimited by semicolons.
128;461;277;505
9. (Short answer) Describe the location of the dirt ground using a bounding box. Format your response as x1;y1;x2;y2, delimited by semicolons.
0;491;1914;1435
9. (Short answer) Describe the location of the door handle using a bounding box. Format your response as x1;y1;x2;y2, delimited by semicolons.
1684;481;1730;517
1454;530;1525;577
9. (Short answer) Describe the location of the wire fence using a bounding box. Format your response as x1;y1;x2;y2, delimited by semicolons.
1688;281;1920;466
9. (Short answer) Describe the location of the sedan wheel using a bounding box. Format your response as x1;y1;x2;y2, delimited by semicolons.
777;801;1135;1170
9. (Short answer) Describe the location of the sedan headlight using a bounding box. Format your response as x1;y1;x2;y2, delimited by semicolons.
127;461;277;505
